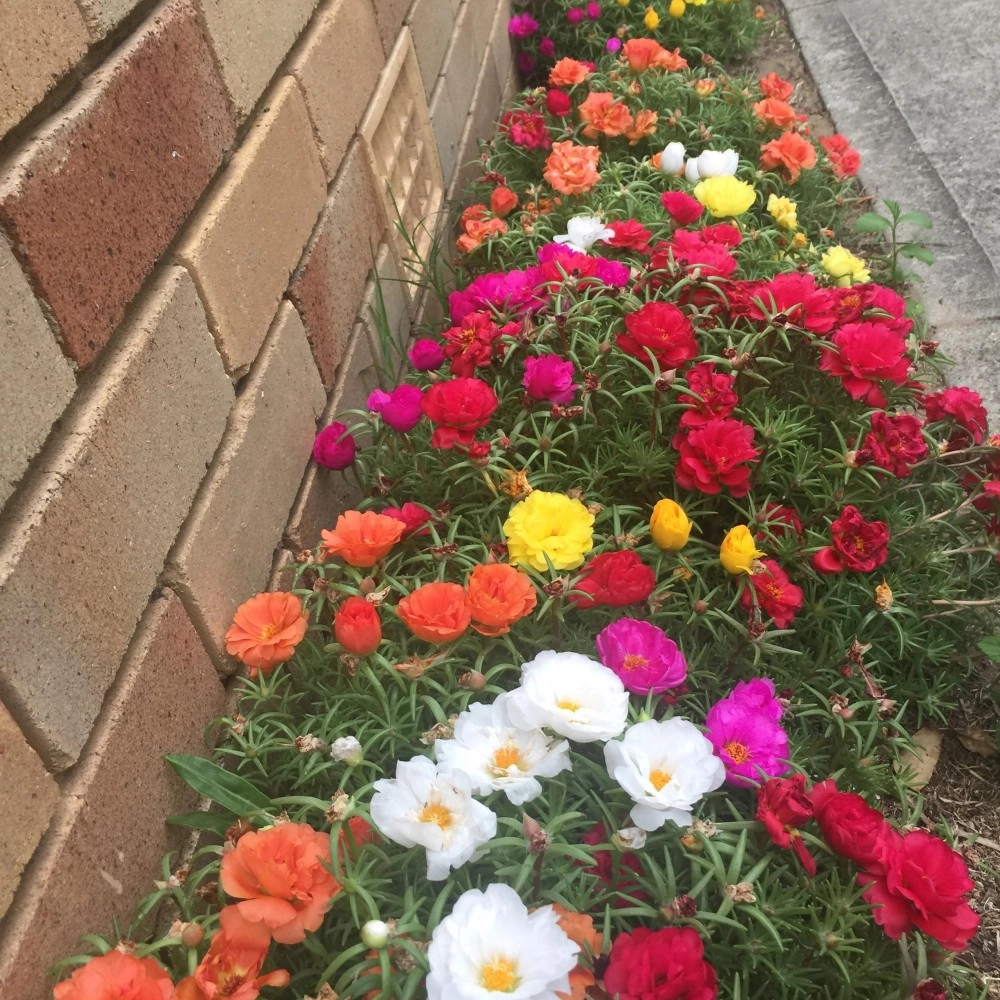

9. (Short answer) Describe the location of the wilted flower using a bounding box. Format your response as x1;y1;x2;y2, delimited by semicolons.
331;736;363;766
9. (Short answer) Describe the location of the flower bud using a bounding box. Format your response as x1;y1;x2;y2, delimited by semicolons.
692;599;709;614
650;498;692;550
180;923;204;948
459;670;487;690
612;826;647;851
719;525;764;574
331;736;363;766
361;919;391;950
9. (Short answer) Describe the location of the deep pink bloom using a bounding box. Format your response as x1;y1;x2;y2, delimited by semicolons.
678;361;738;430
517;51;536;76
567;6;585;23
313;422;356;470
382;502;433;537
729;677;783;721
661;190;703;226
650;232;738;281
501;109;551;149
523;354;578;404
448;268;545;324
819;321;911;407
706;685;789;786
508;12;539;37
536;243;631;288
605;36;621;52
539;36;556;58
587;1;602;18
408;338;446;371
858;411;928;477
920;386;988;445
595;618;687;694
546;88;572;116
367;384;424;432
604;927;717;1000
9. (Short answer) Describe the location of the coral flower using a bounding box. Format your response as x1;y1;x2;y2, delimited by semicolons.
334;596;382;655
578;91;634;138
53;951;174;1000
503;490;595;571
759;71;794;101
321;510;406;567
753;97;799;129
625;109;659;144
224;592;309;679
760;130;817;183
397;581;472;643
544;141;602;196
220;822;341;945
466;563;538;635
549;57;592;88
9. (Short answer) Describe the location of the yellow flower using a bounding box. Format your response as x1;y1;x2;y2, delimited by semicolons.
689;0;708;5
645;5;662;28
719;525;764;575
766;193;798;231
667;0;685;17
821;245;870;286
650;499;692;550
503;491;595;571
692;176;756;217
791;231;808;249
617;0;630;5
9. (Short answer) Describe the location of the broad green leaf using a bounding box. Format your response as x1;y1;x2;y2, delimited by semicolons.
853;213;891;233
899;244;935;264
898;211;933;229
977;636;1000;662
165;754;270;816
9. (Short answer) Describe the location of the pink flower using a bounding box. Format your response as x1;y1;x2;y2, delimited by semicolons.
678;361;738;430
595;618;687;694
523;354;578;404
587;1;602;18
382;502;433;537
920;386;988;445
508;12;539;37
706;680;789;786
313;422;356;470
729;677;784;721
367;384;424;432
661;191;703;226
540;36;556;58
408;338;446;371
567;6;585;23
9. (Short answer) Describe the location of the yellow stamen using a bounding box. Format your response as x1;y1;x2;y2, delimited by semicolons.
556;699;581;712
491;744;523;771
621;653;648;671
480;957;520;993
258;623;280;642
649;768;672;790
417;803;453;829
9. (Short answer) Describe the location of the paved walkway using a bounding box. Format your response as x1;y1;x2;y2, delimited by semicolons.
784;0;1000;417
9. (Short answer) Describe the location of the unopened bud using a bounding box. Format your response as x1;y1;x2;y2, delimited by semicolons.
654;370;676;392
361;919;391;950
692;599;709;614
331;736;363;766
522;813;550;853
180;923;204;948
359;576;377;594
459;670;487;690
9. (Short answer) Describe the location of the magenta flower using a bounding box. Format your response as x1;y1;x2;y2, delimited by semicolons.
313;422;356;470
730;677;783;721
408;338;446;371
539;36;556;58
567;6;585;24
595;619;687;695
523;355;578;405
705;687;789;786
508;12;539;37
367;384;424;432
605;37;622;53
587;1;601;18
518;51;536;75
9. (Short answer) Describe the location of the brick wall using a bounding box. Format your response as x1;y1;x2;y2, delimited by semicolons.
0;0;514;995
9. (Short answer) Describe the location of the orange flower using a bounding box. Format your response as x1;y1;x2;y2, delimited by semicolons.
549;57;591;88
760;130;817;183
759;71;794;101
224;592;309;679
219;822;341;945
321;510;406;567
466;563;538;636
578;92;634;138
543;141;601;196
490;186;518;217
656;46;689;71
173;908;289;1000
624;109;659;145
53;951;174;1000
397;581;471;643
551;904;603;1000
334;596;382;655
753;97;799;129
623;38;664;72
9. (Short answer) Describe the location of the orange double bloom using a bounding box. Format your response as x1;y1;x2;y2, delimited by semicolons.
321;510;407;567
760;130;817;183
544;141;601;196
224;592;309;679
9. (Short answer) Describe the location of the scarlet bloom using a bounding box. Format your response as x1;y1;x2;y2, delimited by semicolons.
672;418;760;498
544;140;601;196
334;596;382;655
441;311;502;376
728;272;839;334
618;300;699;371
53;951;173;1000
604;219;653;254
661;190;703;226
760;130;817;183
548;57;591;88
753;97;799;129
759;71;794;100
321;510;406;567
546;88;573;116
569;550;656;609
421;377;499;449
859;830;980;951
920;386;988;445
858;411;928;477
397;581;471;643
813;505;889;574
820;133;861;178
220;822;341;944
465;563;537;635
500;109;552;149
604;926;718;1000
809;780;899;871
578;91;634;138
490;185;518;217
225;592;309;679
756;773;817;876
739;559;804;629
679;361;738;430
819;321;911;407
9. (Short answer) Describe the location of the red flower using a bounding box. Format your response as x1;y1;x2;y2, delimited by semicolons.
672;418;760;497
605;219;653;254
914;979;949;1000
813;505;889;574
421;377;498;449
857;411;928;477
678;361;738;430
756;774;816;876
739;559;804;629
441;311;502;376
819;321;911;407
618;301;699;371
859;830;980;951
651;225;742;283
546;88;573;117
569;550;655;608
809;780;900;872
604;926;718;1000
500;109;552;149
661;190;703;226
730;273;839;334
920;386;988;446
334;596;382;655
820;134;861;178
755;503;803;542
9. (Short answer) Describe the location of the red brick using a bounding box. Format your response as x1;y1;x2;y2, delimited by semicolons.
289;140;386;388
0;590;227;1000
0;267;233;771
0;0;236;370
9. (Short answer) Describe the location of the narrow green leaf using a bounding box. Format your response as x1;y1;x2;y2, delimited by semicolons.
166;810;234;836
164;754;271;816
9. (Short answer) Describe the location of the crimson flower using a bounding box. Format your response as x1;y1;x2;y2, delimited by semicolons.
812;505;889;573
818;321;911;407
756;774;816;876
617;300;699;371
739;558;804;629
672;418;760;497
421;377;498;449
569;550;655;608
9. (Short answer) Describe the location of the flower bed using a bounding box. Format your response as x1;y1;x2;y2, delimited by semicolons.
51;6;1000;1000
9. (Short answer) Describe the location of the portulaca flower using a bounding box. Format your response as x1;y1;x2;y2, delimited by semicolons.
434;693;572;805
369;756;497;880
553;215;615;253
506;650;629;743
660;141;687;174
426;883;579;1000
604;718;726;831
685;148;740;182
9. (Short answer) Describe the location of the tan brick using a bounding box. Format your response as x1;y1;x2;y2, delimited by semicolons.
429;74;466;188
289;139;387;388
0;703;60;921
0;0;89;139
289;0;385;180
0;590;227;1000
177;77;326;377
0;267;232;771
0;238;76;512
200;0;319;119
76;0;143;39
166;303;326;667
488;0;515;97
407;0;457;94
373;0;410;55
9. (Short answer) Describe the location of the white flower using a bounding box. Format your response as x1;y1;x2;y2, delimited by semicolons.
686;148;740;182
553;215;615;253
604;718;725;831
369;756;497;880
331;735;363;765
426;883;579;1000
506;650;629;743
660;141;687;174
613;826;647;850
434;693;572;805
